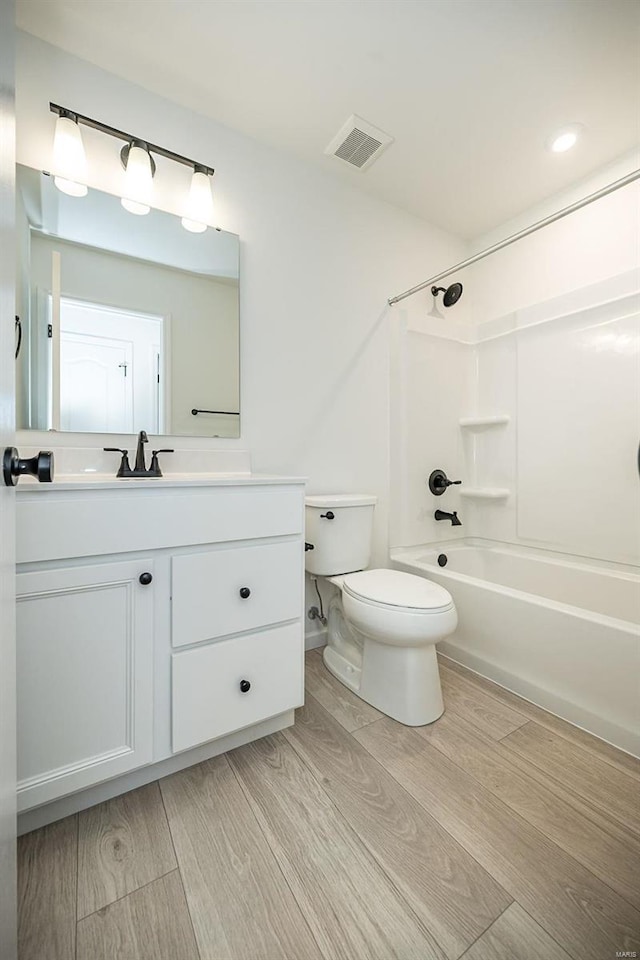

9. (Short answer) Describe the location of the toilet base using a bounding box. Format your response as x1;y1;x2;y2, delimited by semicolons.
322;636;444;727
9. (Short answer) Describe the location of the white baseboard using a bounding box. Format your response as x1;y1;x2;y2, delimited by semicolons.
305;627;327;651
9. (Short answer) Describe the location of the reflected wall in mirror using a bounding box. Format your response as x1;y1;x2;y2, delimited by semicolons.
15;164;240;438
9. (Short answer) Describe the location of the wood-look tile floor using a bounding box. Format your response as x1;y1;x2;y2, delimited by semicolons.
18;652;640;960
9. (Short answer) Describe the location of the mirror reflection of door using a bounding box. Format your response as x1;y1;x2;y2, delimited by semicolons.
58;298;164;434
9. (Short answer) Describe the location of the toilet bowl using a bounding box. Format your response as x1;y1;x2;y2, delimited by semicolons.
305;495;458;726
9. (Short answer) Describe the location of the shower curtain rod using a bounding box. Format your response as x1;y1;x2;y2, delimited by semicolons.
388;168;640;306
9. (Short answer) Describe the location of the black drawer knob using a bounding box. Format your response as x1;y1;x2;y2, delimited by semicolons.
239;679;251;693
239;586;251;599
139;572;153;585
320;511;335;519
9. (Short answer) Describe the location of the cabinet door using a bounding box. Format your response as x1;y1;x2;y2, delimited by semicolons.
172;622;303;753
16;559;154;811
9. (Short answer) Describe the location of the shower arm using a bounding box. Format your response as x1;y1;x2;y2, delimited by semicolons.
388;168;640;306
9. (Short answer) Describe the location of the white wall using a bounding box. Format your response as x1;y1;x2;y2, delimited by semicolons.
15;31;465;586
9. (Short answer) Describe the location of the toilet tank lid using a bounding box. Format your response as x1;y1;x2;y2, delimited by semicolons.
305;494;377;508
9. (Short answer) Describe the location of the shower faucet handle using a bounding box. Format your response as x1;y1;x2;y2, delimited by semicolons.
428;469;462;496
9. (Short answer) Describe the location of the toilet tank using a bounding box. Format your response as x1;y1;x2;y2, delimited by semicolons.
305;494;377;576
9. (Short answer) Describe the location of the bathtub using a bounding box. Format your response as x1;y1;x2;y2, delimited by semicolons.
391;539;640;756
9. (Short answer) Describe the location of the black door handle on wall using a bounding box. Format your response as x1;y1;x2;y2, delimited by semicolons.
3;448;54;487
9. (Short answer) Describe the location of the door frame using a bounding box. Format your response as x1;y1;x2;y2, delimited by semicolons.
0;1;18;956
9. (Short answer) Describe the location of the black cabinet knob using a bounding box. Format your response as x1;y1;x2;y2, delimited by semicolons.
239;586;251;599
139;572;153;585
239;679;251;693
320;511;335;519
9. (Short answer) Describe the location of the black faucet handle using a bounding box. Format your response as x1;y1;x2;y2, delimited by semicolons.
104;448;132;478
148;449;174;478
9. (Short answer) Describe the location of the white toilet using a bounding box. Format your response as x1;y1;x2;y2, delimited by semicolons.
305;494;457;726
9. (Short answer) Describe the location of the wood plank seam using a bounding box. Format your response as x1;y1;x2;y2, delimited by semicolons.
455;903;512;960
75;867;178;923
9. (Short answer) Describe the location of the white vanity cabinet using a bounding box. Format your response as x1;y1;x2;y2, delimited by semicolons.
16;476;306;820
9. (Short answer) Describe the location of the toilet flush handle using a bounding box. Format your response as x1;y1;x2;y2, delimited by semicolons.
320;511;335;519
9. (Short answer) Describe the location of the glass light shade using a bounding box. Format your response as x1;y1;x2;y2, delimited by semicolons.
181;169;213;233
181;217;208;234
52;114;88;197
121;197;151;216
53;176;88;198
121;144;153;215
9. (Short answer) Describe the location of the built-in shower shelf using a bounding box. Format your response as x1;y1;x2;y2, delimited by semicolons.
459;415;510;428
460;487;510;500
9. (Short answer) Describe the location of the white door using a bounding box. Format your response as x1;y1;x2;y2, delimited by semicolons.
0;3;17;957
60;331;133;433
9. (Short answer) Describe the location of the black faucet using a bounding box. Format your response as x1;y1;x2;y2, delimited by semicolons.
104;432;174;478
435;509;462;526
134;430;148;472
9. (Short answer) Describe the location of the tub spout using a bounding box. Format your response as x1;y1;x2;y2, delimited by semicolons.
434;509;462;526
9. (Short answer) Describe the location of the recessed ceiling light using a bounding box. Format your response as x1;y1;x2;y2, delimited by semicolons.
547;124;583;153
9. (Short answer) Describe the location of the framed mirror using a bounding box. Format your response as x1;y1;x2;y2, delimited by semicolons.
15;164;240;438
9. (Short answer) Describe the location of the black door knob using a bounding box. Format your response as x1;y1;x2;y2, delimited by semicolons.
139;572;153;585
239;679;251;693
320;511;335;519
3;448;54;487
239;587;251;599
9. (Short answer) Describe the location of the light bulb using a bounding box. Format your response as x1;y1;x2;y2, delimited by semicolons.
52;113;87;197
121;142;154;215
181;167;213;233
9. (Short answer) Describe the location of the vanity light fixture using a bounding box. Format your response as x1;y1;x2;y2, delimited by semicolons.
181;165;215;234
52;110;88;197
49;103;215;228
120;140;155;216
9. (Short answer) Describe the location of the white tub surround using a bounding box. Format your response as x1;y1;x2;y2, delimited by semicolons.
16;464;306;832
392;540;640;756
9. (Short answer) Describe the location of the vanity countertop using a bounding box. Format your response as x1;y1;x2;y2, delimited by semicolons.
17;472;307;492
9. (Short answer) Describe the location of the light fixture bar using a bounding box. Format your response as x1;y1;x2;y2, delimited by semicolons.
49;102;215;176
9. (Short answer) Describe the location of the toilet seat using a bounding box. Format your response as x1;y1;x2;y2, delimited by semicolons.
342;569;453;614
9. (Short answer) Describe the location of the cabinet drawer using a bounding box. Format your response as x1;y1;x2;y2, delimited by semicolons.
171;541;302;648
171;623;303;752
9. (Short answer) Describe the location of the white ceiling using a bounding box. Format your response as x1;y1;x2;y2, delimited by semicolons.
16;0;640;239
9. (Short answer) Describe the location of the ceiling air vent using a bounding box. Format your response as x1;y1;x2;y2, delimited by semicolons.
324;114;394;171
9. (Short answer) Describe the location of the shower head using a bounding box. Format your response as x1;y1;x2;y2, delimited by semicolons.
431;282;463;307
